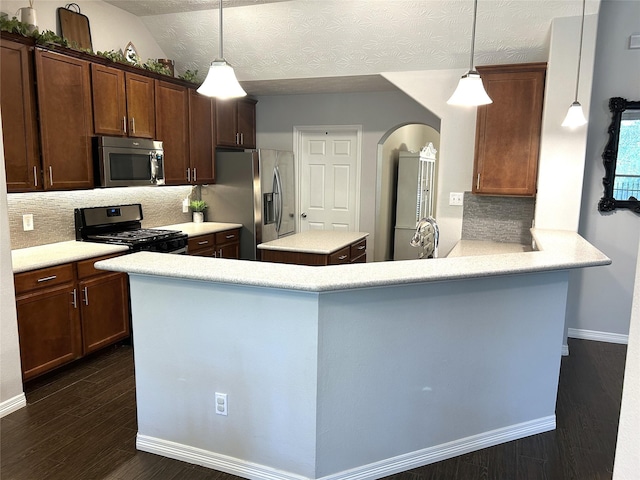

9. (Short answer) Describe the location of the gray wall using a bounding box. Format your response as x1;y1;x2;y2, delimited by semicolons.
255;90;441;256
566;0;640;338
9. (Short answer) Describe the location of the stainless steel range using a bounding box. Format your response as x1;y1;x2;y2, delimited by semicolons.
75;204;188;254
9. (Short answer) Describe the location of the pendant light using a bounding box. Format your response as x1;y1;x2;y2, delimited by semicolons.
447;0;492;106
562;0;587;128
197;0;247;99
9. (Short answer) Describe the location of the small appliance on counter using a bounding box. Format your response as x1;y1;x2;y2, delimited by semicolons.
75;203;188;254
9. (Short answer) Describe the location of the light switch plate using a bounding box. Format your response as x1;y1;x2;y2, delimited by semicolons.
22;214;34;231
630;34;640;49
449;192;464;206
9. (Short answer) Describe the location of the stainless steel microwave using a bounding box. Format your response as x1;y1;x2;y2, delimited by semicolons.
94;136;165;187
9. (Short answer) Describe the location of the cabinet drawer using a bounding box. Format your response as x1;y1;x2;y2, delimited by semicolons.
76;253;124;280
14;263;75;294
215;229;240;245
329;246;351;265
350;239;367;258
188;234;215;253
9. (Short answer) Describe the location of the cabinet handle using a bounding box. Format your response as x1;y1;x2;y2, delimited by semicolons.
187;168;191;182
82;286;89;306
130;117;135;134
198;240;209;245
37;275;57;283
357;245;365;250
218;249;223;257
338;255;348;260
71;289;77;309
123;116;127;134
225;234;235;239
236;133;240;145
33;166;38;187
240;133;244;145
213;250;217;258
49;166;53;186
476;173;480;190
193;168;197;182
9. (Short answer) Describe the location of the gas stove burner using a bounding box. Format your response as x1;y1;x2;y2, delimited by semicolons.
75;204;189;254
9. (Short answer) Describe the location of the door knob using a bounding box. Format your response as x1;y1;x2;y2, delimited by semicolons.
301;213;307;218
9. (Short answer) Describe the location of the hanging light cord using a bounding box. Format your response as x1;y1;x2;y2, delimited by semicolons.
218;0;224;60
468;0;479;73
573;0;586;103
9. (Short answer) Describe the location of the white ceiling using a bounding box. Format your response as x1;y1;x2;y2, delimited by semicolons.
103;0;600;96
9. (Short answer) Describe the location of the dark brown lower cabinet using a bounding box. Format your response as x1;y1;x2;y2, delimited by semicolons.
261;238;367;266
14;255;130;381
188;229;241;259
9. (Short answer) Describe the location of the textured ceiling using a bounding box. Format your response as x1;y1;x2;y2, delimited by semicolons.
103;0;600;95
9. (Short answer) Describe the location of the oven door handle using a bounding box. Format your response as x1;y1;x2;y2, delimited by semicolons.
150;152;160;185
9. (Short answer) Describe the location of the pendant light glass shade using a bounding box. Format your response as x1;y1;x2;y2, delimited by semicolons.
447;0;492;107
562;0;587;128
562;101;588;128
447;71;492;106
197;60;247;99
197;0;246;99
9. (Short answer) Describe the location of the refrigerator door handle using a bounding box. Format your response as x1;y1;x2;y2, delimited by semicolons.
274;165;284;233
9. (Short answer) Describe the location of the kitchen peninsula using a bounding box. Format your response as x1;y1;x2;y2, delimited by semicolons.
96;229;609;480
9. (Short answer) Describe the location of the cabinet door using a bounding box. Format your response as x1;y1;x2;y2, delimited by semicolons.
215;99;238;147
189;89;215;184
156;80;189;184
91;63;127;136
217;242;239;259
125;72;155;138
35;50;94;190
79;272;130;354
473;63;546;196
1;40;40;192
237;99;256;148
16;284;82;380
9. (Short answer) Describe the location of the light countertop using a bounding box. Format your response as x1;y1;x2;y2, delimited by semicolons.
258;231;369;254
447;240;534;257
154;222;243;237
96;229;611;293
11;222;243;273
12;241;129;274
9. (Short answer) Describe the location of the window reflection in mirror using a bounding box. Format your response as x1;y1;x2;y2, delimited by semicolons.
613;110;640;200
599;97;640;213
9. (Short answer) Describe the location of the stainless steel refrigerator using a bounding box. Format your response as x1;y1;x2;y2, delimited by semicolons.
201;149;295;260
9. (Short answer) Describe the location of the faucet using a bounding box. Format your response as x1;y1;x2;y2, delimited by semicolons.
410;216;439;259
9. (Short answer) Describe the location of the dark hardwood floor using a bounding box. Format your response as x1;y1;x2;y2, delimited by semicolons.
1;338;627;480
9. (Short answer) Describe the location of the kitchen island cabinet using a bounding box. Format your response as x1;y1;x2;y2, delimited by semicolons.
259;231;368;265
35;49;94;190
0;38;40;192
473;63;546;196
156;222;242;259
96;229;610;480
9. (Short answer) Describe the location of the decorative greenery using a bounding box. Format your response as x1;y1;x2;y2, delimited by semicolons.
178;69;200;83
1;17;173;77
143;58;172;76
189;200;208;212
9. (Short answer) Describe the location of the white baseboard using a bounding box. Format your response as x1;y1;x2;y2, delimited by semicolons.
137;415;556;480
568;328;629;345
0;393;26;418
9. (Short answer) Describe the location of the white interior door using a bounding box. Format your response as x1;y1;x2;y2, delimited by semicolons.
296;127;361;232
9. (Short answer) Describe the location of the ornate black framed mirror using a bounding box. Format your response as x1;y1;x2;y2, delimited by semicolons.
599;97;640;213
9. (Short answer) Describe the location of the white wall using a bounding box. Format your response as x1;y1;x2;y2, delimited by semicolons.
0;114;25;416
0;0;165;61
565;0;640;340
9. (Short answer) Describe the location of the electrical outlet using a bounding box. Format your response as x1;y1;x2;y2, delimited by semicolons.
215;392;228;416
22;214;34;231
182;198;189;213
449;192;464;206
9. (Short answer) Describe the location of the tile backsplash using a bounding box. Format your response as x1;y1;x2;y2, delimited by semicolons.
461;192;535;244
7;186;196;249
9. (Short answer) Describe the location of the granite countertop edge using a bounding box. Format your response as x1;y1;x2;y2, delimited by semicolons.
258;231;369;254
95;229;611;293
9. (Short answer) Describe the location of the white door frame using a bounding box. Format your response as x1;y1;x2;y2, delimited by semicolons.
293;125;363;232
